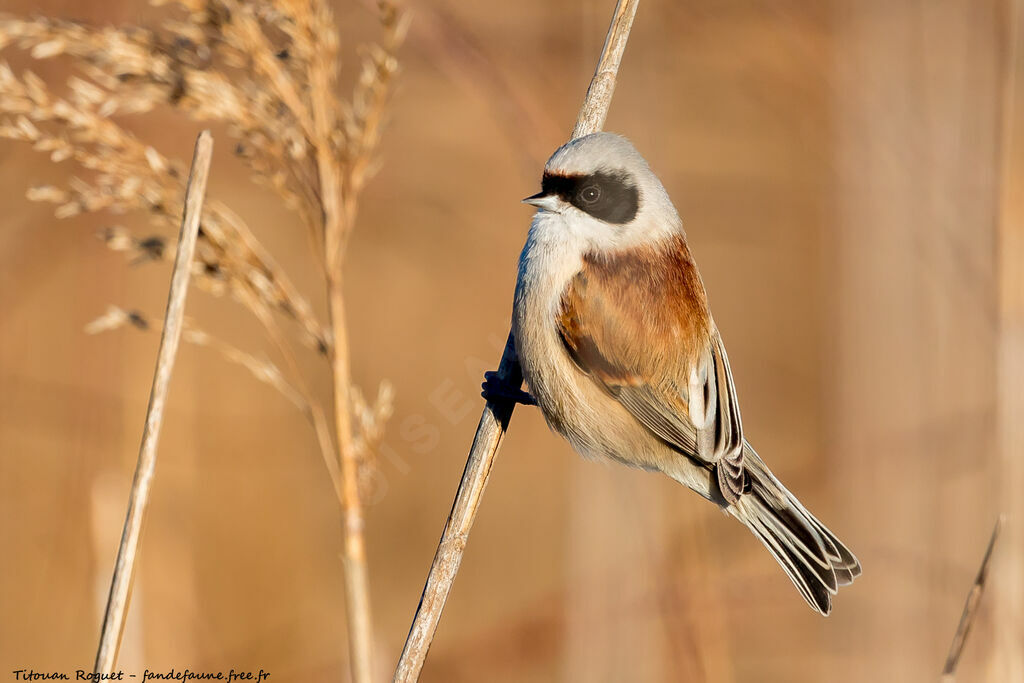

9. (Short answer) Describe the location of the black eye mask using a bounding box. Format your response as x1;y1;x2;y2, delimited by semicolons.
540;170;640;224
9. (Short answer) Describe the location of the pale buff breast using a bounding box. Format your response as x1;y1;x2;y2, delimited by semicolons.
512;213;683;475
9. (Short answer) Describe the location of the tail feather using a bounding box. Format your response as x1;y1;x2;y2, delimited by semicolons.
737;499;835;613
728;445;861;616
806;510;861;586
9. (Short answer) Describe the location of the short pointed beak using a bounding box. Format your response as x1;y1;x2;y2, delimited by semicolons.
522;192;561;212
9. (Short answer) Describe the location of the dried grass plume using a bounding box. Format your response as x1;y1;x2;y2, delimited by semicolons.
0;2;408;681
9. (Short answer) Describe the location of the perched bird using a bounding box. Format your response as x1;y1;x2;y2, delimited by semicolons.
485;132;860;615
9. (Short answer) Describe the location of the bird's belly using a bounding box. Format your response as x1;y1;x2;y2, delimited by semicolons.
512;213;682;474
513;288;669;473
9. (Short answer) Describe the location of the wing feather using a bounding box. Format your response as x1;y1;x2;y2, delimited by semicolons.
557;236;746;501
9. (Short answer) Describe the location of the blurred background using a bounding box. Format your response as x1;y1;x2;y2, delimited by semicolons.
1;0;1022;681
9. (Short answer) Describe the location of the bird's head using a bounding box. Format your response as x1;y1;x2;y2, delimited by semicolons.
524;132;682;250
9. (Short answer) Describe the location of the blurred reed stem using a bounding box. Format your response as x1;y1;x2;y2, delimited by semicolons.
942;517;1003;680
94;130;213;674
391;1;640;680
328;278;374;683
0;3;407;679
315;15;373;678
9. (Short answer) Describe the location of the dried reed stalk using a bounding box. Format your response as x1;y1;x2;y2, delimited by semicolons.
94;130;213;674
391;2;640;680
942;516;1003;680
0;3;407;680
328;284;375;683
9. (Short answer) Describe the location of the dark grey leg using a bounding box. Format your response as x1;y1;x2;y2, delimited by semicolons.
481;371;537;406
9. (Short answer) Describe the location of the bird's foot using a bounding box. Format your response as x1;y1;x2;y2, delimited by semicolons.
481;371;537;406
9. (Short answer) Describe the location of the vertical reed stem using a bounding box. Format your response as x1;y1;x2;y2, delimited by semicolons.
315;50;374;676
327;274;374;683
94;130;213;673
391;2;640;680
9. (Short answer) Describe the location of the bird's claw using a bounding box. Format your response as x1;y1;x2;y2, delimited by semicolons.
481;370;537;406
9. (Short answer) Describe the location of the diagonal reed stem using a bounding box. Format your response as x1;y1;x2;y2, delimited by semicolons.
94;130;213;674
942;516;1004;680
391;2;640;680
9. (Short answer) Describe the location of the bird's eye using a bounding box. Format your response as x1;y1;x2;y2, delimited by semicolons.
579;184;601;204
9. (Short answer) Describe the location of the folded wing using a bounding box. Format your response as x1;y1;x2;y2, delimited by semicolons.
556;237;746;502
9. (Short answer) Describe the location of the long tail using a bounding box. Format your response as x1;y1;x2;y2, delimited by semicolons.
727;444;861;615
